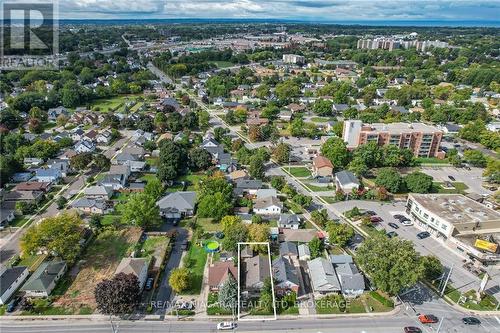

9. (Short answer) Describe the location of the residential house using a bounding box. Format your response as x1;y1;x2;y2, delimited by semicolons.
14;182;51;193
246;111;269;126
83;130;99;142
332;104;349;114
272;257;300;295
217;152;237;173
281;229;324;243
157;191;196;220
109;164;131;180
278;214;301;229
21;260;67;297
4;190;44;204
330;255;365;298
279;241;298;258
228;169;249;182
208;261;238;291
96;130;113;145
84;185;113;200
0;265;29;304
234;179;263;196
335;171;360;194
98;174;126;191
47;159;71;177
298;244;311;261
47;106;69;121
244;255;270;290
240;246;254;259
200;138;224;159
71;197;111;214
71;128;85;141
11;172;33;183
308;257;341;294
253;196;283;216
312;155;333;179
23;158;43;168
286;103;306;113
115;258;149;291
74;140;96;153
255;189;277;199
34;168;62;184
0;209;15;228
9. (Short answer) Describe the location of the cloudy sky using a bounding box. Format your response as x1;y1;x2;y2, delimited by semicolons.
56;0;499;22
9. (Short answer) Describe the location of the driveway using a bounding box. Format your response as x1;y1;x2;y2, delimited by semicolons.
329;200;500;303
420;166;492;196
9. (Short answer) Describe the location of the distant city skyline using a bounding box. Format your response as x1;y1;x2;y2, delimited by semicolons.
49;0;500;24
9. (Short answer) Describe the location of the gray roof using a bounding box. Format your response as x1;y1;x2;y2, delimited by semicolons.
235;179;262;189
0;266;28;297
244;255;270;289
308;257;341;293
330;255;365;293
157;191;196;212
71;197;107;210
298;244;311;258
272;256;299;287
330;255;353;265
21;261;66;293
335;171;360;186
278;214;300;226
279;241;298;256
84;185;113;197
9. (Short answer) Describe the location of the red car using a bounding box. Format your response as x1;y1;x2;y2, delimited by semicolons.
418;314;438;324
370;216;383;223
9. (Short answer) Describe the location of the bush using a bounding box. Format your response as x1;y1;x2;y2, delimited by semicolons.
369;291;394;308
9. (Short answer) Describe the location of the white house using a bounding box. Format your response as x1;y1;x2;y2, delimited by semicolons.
115;258;149;291
74;140;96;153
0;265;29;304
253;196;283;216
335;171;360;194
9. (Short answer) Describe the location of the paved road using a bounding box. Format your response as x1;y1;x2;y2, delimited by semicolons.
0;131;132;264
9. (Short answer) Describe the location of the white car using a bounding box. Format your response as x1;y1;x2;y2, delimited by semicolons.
217;322;237;330
401;220;413;226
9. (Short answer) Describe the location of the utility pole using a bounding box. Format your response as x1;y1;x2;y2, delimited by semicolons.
440;264;454;297
436;317;444;333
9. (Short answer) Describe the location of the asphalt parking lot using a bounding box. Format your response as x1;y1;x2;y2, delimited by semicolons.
419;166;492;196
329;200;500;302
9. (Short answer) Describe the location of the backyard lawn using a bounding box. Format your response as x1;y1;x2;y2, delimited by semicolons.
180;243;207;295
210;61;235;69
89;94;142;113
311;117;334;123
283;166;311;178
303;181;332;192
168;173;205;192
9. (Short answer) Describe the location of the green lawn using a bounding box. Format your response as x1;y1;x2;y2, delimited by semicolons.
320;197;337;204
315;292;393;314
304;182;332;192
283;167;311;178
311;117;334;123
9;216;30;228
194;217;222;233
146;157;159;167
89;94;142;113
415;157;450;165
432;182;469;194
168;174;205;192
140;236;170;260
180;243;208;295
21;299;73;316
285;200;304;214
206;292;232;315
129;101;144;113
101;214;121;226
140;173;159;184
210;61;235;69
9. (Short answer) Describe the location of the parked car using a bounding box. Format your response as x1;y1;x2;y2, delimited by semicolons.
217;322;237;330
404;327;422;333
418;314;438;324
365;210;377;216
393;214;405;220
448;175;456;181
401;220;413;226
417;231;431;239
388;222;399;229
462;317;481;325
387;231;398;238
6;297;20;313
145;277;154;291
370;216;383;223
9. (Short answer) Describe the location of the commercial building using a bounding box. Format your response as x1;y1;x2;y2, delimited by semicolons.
406;194;500;266
282;54;305;64
342;120;443;158
357;38;449;52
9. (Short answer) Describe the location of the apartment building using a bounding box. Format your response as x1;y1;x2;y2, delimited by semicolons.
357;38;449;52
406;194;500;266
283;54;305;64
342;120;443;158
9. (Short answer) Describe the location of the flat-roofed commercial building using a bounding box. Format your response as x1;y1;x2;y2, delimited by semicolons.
343;120;443;158
406;194;500;265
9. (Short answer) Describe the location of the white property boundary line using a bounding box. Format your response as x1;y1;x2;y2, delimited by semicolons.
237;242;277;321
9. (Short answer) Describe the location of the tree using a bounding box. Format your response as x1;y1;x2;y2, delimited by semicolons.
197;192;233;222
21;212;84;263
249;155;265;179
222;223;248;252
158;140;187;181
95;273;140;315
313;99;333;116
420;255;444;281
122;193;161;228
459;120;485;142
275;80;300;102
404;172;433;193
89;214;103;233
484;158;500;183
375;168;403;193
198;110;210;130
218;274;238;310
326;222;354;247
144;178;164;200
353;142;382;168
197;173;233;200
356;236;423;295
56;196;67;209
247;224;269;253
320;137;350;169
311;209;329;228
272;143;291;164
93;153;111;171
188;147;213;171
347;157;369;177
70;153;93;171
221;215;242;233
309;237;323;259
292;194;312;208
463;150;487;167
169;268;190;293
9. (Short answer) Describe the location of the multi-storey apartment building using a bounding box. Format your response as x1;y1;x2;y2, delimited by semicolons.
342;120;443;157
282;54;305;64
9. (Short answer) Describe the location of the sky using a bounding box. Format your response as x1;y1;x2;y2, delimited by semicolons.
53;0;500;23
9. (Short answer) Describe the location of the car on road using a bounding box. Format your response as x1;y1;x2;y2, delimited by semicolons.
417;231;431;239
448;175;456;181
370;216;383;223
462;317;481;325
217;322;237;330
387;231;398;238
145;277;154;291
6;297;20;313
418;314;438;324
388;222;399;229
401;220;413;226
404;327;422;333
